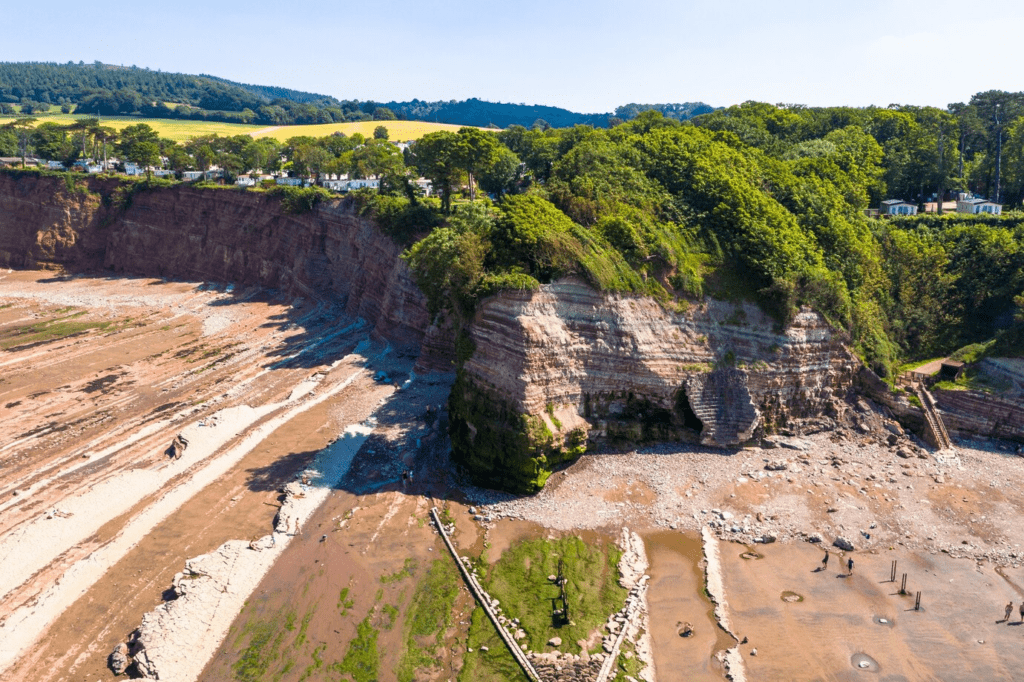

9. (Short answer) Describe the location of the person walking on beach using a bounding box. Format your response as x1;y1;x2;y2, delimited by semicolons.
1005;601;1014;623
821;551;829;571
847;557;854;575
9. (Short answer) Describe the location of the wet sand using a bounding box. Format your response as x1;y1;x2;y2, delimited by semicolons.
643;531;729;681
0;272;391;681
721;542;1024;681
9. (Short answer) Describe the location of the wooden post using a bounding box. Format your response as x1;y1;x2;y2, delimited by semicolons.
900;573;908;595
890;560;897;583
915;591;921;611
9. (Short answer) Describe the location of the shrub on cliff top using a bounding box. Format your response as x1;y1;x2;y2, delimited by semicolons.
355;191;442;244
265;184;333;214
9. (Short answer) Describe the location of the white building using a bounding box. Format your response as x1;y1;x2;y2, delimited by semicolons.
321;178;350;191
276;177;303;186
956;196;1002;215
347;178;379;190
124;162;142;176
880;199;917;216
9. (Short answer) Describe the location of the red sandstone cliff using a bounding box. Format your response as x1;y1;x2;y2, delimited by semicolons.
0;173;437;356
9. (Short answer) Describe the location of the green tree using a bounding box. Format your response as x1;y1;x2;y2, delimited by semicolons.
454;127;501;202
31;122;77;165
373;125;389;140
478;146;522;197
7;117;37;166
117;123;160;166
411;131;463;213
129;142;161;178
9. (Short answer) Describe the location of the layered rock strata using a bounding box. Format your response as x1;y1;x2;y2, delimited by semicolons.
933;388;1024;442
0;173;435;354
452;279;859;491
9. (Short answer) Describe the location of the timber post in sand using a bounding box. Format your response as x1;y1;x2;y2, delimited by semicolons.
428;507;542;682
890;560;897;583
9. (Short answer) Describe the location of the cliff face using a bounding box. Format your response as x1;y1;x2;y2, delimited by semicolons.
451;280;860;491
0;173;435;351
0;173;864;493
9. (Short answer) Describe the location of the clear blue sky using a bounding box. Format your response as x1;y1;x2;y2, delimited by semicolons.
5;0;1024;112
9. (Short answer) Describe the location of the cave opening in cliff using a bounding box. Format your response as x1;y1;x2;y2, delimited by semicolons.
675;388;704;433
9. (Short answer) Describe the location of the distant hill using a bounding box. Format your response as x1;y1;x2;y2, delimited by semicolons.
380;99;716;129
199;74;343;107
0;61;267;111
380;98;612;129
0;61;715;129
615;102;718;121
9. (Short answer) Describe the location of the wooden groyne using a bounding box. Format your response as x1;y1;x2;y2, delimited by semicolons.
429;507;541;682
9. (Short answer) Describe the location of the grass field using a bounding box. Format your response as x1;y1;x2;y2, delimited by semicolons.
0;113;470;143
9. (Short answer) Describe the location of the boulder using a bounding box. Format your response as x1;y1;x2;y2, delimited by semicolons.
548;636;562;647
109;643;129;675
833;536;855;551
765;460;788;471
166;434;188;460
807;533;823;543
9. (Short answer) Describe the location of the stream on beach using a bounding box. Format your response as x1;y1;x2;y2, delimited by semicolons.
643;531;731;681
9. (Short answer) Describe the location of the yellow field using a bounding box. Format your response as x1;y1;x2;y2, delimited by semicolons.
0;115;471;143
0;115;264;142
250;120;468;142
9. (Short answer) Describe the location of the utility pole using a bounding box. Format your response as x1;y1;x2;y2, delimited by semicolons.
995;102;1003;204
937;125;945;215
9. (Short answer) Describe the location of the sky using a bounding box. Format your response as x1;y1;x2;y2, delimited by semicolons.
5;0;1024;112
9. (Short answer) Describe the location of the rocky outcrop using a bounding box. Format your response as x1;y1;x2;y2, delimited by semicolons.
0;173;432;352
130;539;281;681
933;388;1024;443
452;280;859;491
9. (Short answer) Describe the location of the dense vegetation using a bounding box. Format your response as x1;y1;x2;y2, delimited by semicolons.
395;103;1024;492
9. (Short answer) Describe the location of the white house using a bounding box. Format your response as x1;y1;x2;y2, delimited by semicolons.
880;199;917;216
46;160;66;170
347;178;379;190
414;177;433;196
235;176;256;187
152;169;175;178
124;162;142;176
182;171;205;181
956;196;1002;215
276;177;303;186
321;178;350;191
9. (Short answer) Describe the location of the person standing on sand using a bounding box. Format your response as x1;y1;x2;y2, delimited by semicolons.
1005;602;1013;623
847;558;854;575
821;551;829;571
